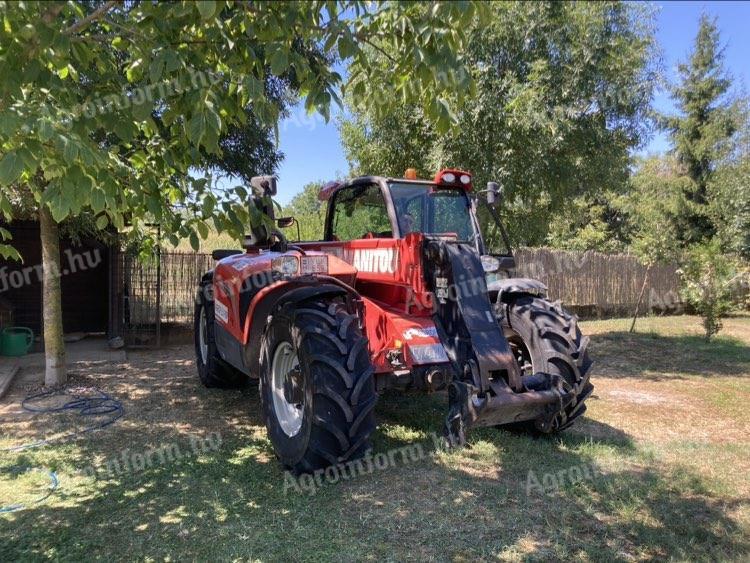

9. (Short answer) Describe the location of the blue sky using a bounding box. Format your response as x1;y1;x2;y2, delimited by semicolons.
271;1;750;204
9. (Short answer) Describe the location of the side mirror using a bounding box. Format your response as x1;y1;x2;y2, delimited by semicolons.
486;182;501;206
277;216;301;242
250;175;278;197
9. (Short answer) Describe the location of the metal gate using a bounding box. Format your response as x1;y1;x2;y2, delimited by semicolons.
121;251;161;347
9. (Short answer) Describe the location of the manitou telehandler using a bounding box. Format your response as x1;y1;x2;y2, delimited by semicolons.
195;170;593;474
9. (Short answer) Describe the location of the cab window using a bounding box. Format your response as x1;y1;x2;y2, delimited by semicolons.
330;184;393;241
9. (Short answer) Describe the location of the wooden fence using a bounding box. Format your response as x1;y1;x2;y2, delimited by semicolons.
126;249;682;335
513;248;682;316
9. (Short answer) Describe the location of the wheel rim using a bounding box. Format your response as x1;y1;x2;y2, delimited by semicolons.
506;328;533;377
271;341;303;437
199;306;208;365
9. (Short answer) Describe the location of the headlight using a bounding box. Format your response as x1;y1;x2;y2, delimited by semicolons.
441;172;456;184
272;256;299;275
459;174;471;185
481;255;500;273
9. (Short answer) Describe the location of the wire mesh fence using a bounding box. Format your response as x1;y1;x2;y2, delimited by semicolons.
120;251;213;345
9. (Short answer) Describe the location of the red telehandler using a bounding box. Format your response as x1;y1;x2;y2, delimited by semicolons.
195;170;593;474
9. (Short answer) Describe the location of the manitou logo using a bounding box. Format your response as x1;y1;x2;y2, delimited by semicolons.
353;248;397;274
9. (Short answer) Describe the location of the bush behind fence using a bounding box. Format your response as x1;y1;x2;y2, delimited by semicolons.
128;249;682;327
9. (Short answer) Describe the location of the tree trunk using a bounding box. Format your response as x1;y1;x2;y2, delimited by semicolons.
629;265;651;333
39;206;67;387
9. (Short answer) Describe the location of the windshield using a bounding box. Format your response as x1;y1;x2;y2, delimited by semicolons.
389;183;475;241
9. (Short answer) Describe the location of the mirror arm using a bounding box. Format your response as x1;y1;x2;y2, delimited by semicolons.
481;198;513;257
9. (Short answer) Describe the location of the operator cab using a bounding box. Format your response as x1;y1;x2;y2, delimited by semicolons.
321;169;483;249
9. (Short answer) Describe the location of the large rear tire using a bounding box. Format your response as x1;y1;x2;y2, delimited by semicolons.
500;295;593;432
259;299;377;474
194;284;248;389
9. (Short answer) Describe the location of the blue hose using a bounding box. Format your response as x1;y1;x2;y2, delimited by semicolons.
1;387;123;452
0;387;121;513
0;468;59;514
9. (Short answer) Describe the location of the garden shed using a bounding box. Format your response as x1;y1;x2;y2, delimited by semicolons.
0;220;121;343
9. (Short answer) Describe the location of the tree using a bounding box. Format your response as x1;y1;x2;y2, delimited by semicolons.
622;156;688;330
282;180;326;241
664;14;739;245
0;0;480;386
340;1;658;246
545;192;630;253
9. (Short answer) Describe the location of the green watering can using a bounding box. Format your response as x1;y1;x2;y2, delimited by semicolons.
0;327;34;357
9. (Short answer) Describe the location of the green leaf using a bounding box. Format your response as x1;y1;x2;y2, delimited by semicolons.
114;120;134;142
164;50;181;73
188;113;206;145
0;113;21;137
132;101;153;121
244;75;264;99
125;59;143;82
189;230;199;251
63;140;79;164
0;244;21;262
43;185;71;222
91;188;106;213
337;35;357;59
196;221;209;239
0;151;24;186
95;215;109;230
269;48;289;75
196;0;217;20
38;119;54;142
149;54;165;83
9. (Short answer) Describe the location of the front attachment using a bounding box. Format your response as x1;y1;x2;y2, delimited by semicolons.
421;239;576;445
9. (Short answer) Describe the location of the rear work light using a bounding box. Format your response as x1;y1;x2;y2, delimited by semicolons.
434;169;472;191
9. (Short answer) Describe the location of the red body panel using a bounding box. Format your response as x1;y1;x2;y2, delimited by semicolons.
213;249;356;342
213;232;448;375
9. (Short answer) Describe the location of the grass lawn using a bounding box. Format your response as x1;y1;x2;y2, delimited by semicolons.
1;315;749;561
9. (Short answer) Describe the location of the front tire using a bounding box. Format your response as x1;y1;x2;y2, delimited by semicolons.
501;295;594;432
259;299;377;474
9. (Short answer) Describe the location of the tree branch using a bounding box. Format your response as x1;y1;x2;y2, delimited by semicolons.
64;0;120;35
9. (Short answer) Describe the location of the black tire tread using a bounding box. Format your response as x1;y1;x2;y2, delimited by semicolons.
260;299;377;473
504;295;594;433
194;284;247;389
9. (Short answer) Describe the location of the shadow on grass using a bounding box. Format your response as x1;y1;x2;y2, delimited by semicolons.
591;330;750;380
1;349;748;561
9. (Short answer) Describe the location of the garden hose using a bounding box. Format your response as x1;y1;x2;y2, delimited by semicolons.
0;387;122;513
0;468;59;514
1;387;123;452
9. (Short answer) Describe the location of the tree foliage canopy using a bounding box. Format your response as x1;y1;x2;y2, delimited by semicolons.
662;14;742;245
0;0;481;258
340;1;659;246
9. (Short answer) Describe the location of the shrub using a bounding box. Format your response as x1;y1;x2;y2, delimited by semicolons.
679;241;738;339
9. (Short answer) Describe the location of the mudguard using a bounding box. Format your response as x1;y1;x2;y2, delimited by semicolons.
488;277;548;303
223;280;359;378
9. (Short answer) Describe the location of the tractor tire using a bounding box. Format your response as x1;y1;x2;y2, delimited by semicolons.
259;299;377;474
500;295;593;433
194;284;247;389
